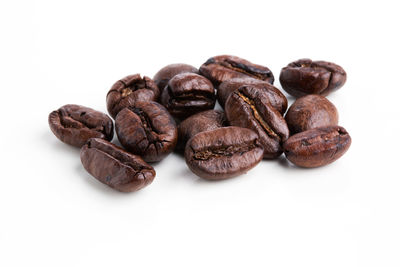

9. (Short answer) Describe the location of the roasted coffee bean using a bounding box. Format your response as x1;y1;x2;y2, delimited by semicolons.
106;74;160;118
49;104;113;147
160;73;215;120
115;101;177;162
80;138;155;192
177;110;227;151
199;55;274;87
280;59;346;97
185;126;264;180
285;95;338;134
218;77;287;114
153;63;198;93
225;85;289;159
283;126;351;168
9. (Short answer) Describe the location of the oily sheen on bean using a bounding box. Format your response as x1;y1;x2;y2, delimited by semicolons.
115;101;177;162
225;85;289;159
285;94;339;134
283;126;351;168
217;77;287;114
280;59;346;97
153;63;198;93
49;104;113;147
177;110;227;151
106;74;160;118
199;55;274;87
80;138;155;192
160;73;216;120
185;127;264;180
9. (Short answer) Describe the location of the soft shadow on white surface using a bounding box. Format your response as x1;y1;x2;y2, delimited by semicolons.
44;130;80;156
45;130;148;198
168;151;265;186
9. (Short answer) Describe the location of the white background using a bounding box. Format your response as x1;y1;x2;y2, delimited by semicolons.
1;0;399;266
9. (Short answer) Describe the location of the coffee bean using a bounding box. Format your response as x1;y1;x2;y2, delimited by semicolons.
106;74;160;118
48;104;113;147
225;85;289;159
199;55;274;87
280;59;346;97
285;95;339;134
160;73;215;120
80;138;155;192
218;77;287;114
283;126;351;168
177;110;227;151
185;126;264;180
153;63;198;93
115;101;177;162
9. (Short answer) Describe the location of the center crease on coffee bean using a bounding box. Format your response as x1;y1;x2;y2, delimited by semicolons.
121;88;132;97
192;142;256;160
132;108;170;154
87;141;147;177
225;59;272;79
218;62;263;80
60;112;103;131
236;92;279;139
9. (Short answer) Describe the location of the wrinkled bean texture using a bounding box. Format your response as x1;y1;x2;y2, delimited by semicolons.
80;138;155;192
177;110;227;151
49;104;113;147
218;77;287;114
161;73;216;120
106;74;160;118
280;59;346;97
185;127;264;180
115;101;177;162
225;85;289;159
283;126;351;168
285;95;338;134
199;55;274;87
153;63;198;93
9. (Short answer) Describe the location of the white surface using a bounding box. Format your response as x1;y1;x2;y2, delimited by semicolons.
1;0;399;266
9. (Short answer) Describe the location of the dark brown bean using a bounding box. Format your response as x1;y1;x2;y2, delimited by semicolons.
177;110;227;151
280;59;346;97
80;138;155;192
106;74;160;118
283;126;351;168
115;101;177;162
161;73;216;120
153;63;198;93
48;104;113;147
218;77;287;114
285;95;339;134
185;127;264;180
225;85;289;159
199;55;274;87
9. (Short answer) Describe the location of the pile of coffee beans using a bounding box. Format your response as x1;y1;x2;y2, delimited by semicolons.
49;55;351;192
